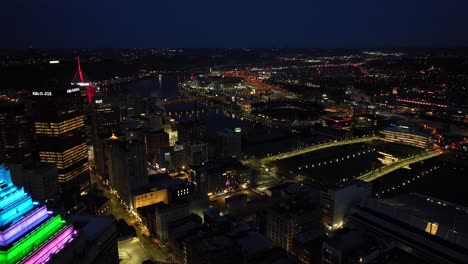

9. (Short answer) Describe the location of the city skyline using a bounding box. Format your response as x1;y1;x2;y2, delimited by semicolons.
1;2;468;262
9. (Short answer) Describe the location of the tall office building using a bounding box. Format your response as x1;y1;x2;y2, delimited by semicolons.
31;87;89;206
92;134;110;180
177;120;208;143
143;129;170;155
216;128;242;158
162;117;178;147
142;114;163;130
320;180;372;231
173;143;184;168
183;142;208;166
0;99;31;163
90;96;120;135
265;196;321;252
105;136;147;209
90;96;120;179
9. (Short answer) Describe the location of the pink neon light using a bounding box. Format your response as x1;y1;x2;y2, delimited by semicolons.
86;84;95;103
71;56;85;84
22;225;75;264
396;98;448;108
0;206;48;246
77;56;84;83
71;56;95;103
324;117;352;123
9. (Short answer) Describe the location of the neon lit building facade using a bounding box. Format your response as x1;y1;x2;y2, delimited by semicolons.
0;165;76;264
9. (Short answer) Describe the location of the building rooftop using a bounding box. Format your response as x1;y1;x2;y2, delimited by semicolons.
324;229;392;261
170;219;202;240
324;179;371;193
190;158;247;171
153;200;189;212
137;203;156;215
294;229;324;246
370;247;427;264
69;215;115;241
269;194;319;218
200;235;235;252
147;173;191;191
218;128;240;137
235;231;272;256
225;193;247;203
366;193;468;248
382;125;432;137
82;193;109;208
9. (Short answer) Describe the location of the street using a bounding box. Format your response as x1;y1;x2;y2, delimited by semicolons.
91;172;173;263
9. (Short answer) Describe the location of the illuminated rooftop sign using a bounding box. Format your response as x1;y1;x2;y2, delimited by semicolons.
32;91;52;96
67;87;81;93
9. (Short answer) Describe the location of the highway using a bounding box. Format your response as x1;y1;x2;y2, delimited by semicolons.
356;150;443;182
259;135;378;164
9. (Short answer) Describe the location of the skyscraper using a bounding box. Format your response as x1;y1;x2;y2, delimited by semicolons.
177;120;208;143
320;180;372;231
0;164;76;263
90;96;120;135
105;136;147;209
0;164;119;264
90;96;120;180
183;141;208;167
265;196;321;252
216;128;242;158
0;99;31;163
31;87;89;206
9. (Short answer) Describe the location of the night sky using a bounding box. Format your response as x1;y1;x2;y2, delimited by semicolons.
2;0;468;48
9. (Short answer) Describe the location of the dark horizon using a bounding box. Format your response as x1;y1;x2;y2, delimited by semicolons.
2;0;468;49
3;46;468;52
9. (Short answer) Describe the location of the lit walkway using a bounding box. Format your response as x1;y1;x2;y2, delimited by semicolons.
356;150;443;182
259;135;378;164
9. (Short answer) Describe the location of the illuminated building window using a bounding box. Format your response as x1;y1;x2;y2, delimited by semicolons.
425;222;439;235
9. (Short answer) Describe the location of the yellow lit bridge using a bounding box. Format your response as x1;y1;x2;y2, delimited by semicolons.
356;150;442;182
259;135;378;164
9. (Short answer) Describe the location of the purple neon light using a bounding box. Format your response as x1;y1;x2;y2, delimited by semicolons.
0;206;48;246
21;225;75;264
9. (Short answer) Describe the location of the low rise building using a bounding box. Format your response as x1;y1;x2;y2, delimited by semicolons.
380;125;433;149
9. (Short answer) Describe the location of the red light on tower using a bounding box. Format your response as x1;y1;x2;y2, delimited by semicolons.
71;56;95;103
86;84;96;103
